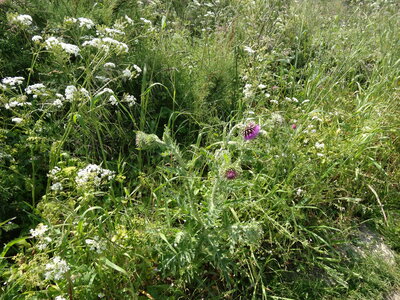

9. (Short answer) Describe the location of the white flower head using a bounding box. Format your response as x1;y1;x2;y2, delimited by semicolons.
2;77;24;87
270;99;279;105
82;37;128;54
243;84;253;99
79;88;90;98
125;15;134;25
133;64;142;74
122;68;132;79
244;46;255;54
123;94;136;107
65;85;77;101
45;37;61;48
11;117;23;124
109;95;118;105
30;224;48;238
75;164;115;188
25;83;46;95
85;236;106;253
45;256;70;280
60;43;80;56
32;35;43;42
296;188;304;197
48;166;61;178
103;62;116;69
11;14;33;26
315;142;325;149
95;76;110;83
140;17;152;25
51;182;63;191
64;17;77;25
52;99;63;108
77;17;95;29
96;88;114;96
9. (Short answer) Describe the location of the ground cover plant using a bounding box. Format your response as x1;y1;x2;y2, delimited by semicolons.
0;0;399;299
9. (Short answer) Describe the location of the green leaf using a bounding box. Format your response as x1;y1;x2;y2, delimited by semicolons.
102;257;129;277
1;236;29;258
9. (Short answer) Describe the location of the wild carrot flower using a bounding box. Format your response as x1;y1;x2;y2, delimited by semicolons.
30;224;48;238
11;117;23;124
10;14;33;26
75;164;115;188
44;256;69;280
243;122;261;140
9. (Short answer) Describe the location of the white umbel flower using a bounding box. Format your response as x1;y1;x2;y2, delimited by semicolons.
77;17;95;29
75;164;115;188
45;257;70;280
25;83;46;95
11;117;23;124
11;14;33;26
65;85;77;101
32;35;43;42
30;224;48;237
2;77;24;86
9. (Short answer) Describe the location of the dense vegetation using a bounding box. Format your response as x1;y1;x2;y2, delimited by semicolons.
0;0;399;299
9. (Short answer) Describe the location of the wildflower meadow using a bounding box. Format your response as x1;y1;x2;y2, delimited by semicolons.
0;0;399;299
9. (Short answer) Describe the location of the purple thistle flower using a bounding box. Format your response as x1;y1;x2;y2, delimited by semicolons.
225;168;238;180
243;122;261;140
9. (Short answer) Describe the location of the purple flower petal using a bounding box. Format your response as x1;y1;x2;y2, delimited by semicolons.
244;122;261;140
225;169;238;180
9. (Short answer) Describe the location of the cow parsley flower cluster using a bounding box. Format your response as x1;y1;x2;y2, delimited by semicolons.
44;257;70;280
243;83;253;99
11;117;23;124
10;14;33;26
52;94;65;108
25;84;46;97
47;166;64;193
44;37;80;56
124;15;134;25
2;76;25;87
65;85;77;101
95;88;114;96
122;68;132;79
30;224;53;250
85;236;106;253
48;166;61;178
64;17;95;29
32;35;43;42
103;62;116;69
82;37;128;54
96;27;125;37
5;99;32;109
75;164;115;188
123;94;137;107
51;182;63;191
30;224;48;238
109;95;118;105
